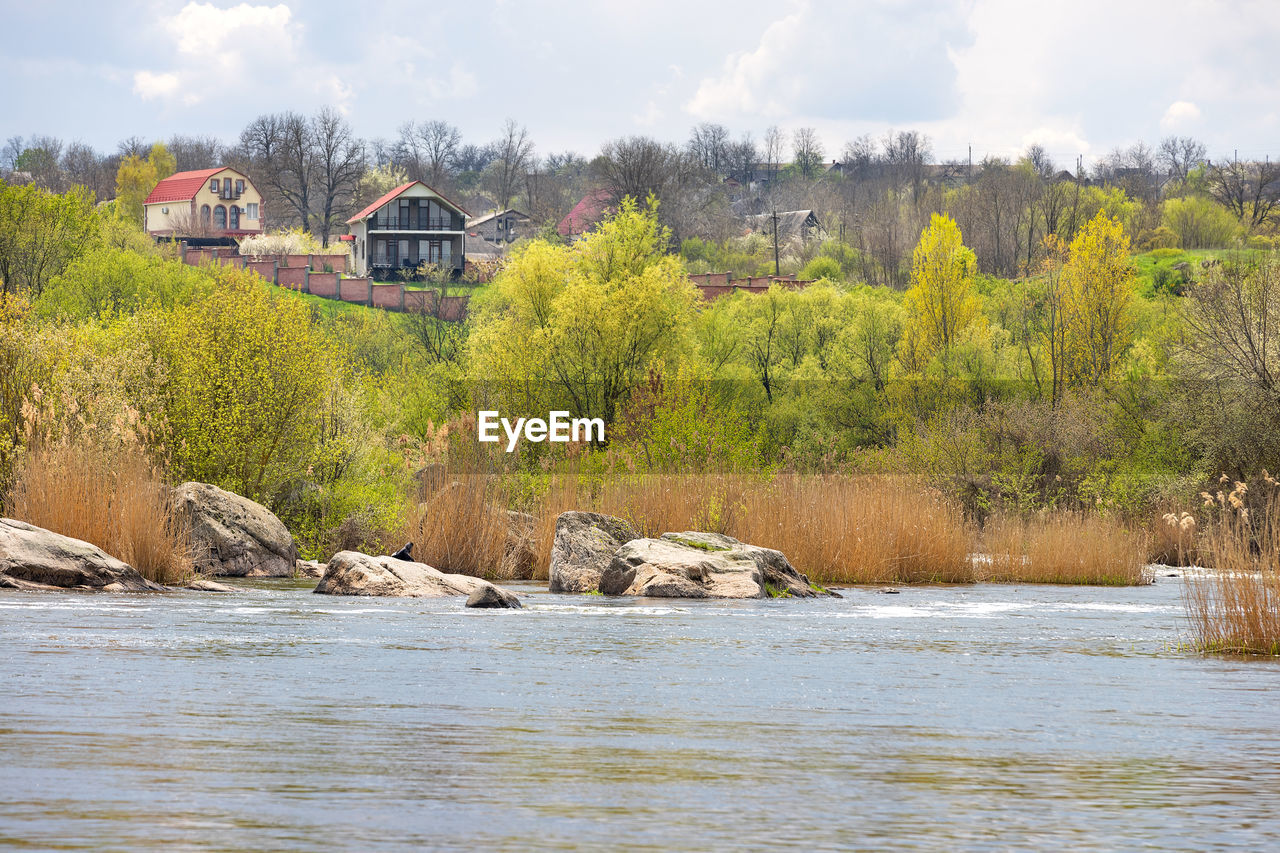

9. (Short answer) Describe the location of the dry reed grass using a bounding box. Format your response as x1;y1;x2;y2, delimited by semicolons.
9;437;193;585
1184;475;1280;655
980;513;1152;585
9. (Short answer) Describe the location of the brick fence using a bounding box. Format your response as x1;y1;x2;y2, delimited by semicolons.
180;241;810;320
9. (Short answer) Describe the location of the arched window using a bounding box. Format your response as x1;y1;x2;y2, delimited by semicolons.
201;204;211;225
229;205;240;229
214;205;226;230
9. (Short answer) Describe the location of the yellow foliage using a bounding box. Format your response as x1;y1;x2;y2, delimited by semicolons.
900;213;981;370
1061;212;1133;385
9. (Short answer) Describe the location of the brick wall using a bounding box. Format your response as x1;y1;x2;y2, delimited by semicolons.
276;266;307;290
310;273;340;298
371;283;402;310
337;276;368;303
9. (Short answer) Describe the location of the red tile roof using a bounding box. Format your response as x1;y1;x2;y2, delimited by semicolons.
143;167;225;204
346;180;470;224
557;189;613;237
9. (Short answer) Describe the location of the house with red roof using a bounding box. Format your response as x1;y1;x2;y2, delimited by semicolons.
557;188;613;239
346;181;469;278
143;167;263;239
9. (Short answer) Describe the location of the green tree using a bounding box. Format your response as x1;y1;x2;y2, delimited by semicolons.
0;182;98;295
1062;212;1134;386
114;142;175;225
467;198;697;430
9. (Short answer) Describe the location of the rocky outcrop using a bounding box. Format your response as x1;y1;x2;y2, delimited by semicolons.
294;559;326;578
174;482;297;577
599;531;834;599
465;584;523;609
548;511;639;593
0;518;164;592
314;550;520;604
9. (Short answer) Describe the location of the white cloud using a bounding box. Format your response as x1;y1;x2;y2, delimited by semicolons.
131;2;305;107
132;70;180;101
1161;100;1201;129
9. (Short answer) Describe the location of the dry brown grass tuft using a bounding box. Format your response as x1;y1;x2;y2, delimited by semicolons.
9;437;193;585
1184;477;1280;655
982;512;1152;585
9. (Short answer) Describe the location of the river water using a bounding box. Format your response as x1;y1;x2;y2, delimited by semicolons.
2;576;1279;851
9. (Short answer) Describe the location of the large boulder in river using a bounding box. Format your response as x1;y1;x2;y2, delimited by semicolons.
599;531;833;599
0;518;164;592
548;511;639;593
174;482;297;577
465;583;522;609
314;550;520;604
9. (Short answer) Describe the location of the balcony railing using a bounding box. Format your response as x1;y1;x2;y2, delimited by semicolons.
368;217;458;231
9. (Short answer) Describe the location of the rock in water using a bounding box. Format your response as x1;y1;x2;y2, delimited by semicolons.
0;518;164;592
465;584;522;609
314;550;518;603
174;482;298;577
294;559;326;578
600;531;831;599
548;511;639;593
183;578;238;592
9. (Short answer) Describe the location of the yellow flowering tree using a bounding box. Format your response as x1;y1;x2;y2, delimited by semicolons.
900;213;981;371
1062;212;1133;386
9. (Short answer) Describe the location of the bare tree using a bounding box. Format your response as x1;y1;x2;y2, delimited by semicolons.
1158;135;1206;183
726;132;757;181
168;135;226;172
312;108;365;247
1206;154;1280;228
763;125;785;178
687;122;731;176
239;112;316;231
594;135;682;206
398;119;461;186
792;127;825;179
488;119;534;209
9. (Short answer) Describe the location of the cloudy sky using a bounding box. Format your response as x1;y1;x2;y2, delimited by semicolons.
4;0;1280;167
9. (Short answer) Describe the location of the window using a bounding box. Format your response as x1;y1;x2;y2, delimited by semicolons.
229;206;240;229
201;204;211;224
398;240;410;266
210;179;220;193
214;205;226;230
235;180;244;194
245;203;259;220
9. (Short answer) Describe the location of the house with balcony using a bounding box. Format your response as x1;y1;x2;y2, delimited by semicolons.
346;181;468;279
143;167;263;240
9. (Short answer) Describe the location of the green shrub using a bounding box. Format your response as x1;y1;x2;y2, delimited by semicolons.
800;255;843;282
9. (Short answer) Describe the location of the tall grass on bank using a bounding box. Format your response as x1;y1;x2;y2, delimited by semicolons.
1185;476;1280;655
981;513;1152;586
8;435;193;585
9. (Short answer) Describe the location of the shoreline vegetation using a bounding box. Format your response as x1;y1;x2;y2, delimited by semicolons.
4;157;1280;650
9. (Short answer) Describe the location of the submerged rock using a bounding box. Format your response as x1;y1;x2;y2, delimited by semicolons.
465;584;523;609
0;518;164;592
174;482;298;577
183;578;238;592
314;550;519;604
600;531;834;600
548;511;639;593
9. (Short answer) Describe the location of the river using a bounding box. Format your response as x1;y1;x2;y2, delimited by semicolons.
3;576;1279;851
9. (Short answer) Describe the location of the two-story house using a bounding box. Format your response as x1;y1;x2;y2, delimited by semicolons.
466;208;530;245
143;167;264;238
346;181;468;278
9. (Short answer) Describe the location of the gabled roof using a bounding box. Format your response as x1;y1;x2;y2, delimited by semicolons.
557;189;613;237
466;208;530;228
347;180;470;224
143;167;225;204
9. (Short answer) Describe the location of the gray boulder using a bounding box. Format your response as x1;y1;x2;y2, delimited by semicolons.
0;518;163;592
465;584;523;609
294;559;326;578
314;550;519;603
600;531;833;599
183;578;238;592
548;511;639;593
174;482;297;577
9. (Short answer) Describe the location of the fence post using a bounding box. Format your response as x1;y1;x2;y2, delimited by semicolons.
398;283;405;312
367;278;374;308
303;267;310;295
273;260;279;287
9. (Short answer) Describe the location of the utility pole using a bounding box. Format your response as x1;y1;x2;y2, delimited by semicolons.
772;210;780;276
968;144;972;183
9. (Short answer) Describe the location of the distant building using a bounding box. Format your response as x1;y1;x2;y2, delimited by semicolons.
744;209;825;250
557;189;613;239
346;181;469;278
466;208;530;245
143;167;264;239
